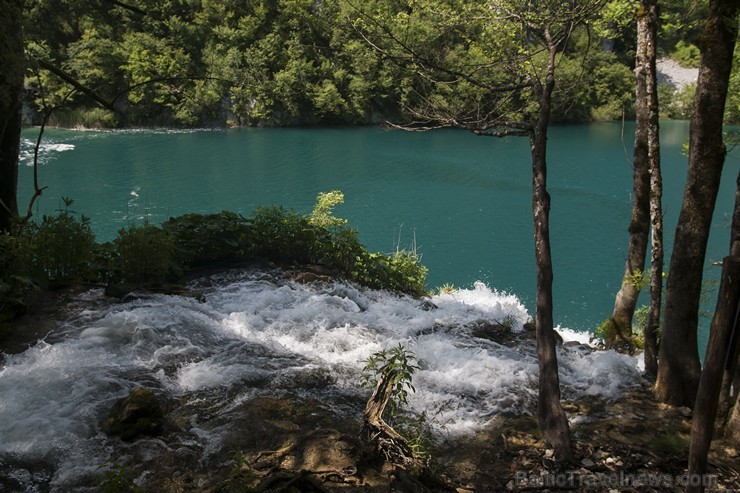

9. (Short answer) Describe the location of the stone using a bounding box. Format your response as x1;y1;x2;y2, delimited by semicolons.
101;387;165;441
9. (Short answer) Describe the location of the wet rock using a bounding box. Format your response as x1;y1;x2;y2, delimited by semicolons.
292;271;333;284
283;429;361;474
105;283;205;302
101;387;165;441
418;300;438;311
271;367;336;390
470;321;513;343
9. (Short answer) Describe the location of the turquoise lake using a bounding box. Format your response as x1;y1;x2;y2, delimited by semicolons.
18;122;740;347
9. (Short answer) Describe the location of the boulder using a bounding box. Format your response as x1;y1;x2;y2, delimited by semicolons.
101;387;165;441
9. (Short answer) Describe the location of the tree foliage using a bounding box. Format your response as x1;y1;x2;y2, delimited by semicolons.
20;0;723;127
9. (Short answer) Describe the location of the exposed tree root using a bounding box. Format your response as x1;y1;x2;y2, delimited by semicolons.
361;372;455;492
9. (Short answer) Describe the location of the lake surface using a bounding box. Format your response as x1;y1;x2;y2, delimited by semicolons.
18;122;740;344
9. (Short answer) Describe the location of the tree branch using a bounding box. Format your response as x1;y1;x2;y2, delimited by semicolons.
37;59;118;113
347;2;533;94
100;0;148;16
109;76;233;105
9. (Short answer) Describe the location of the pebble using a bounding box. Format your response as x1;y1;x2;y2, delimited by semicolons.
581;458;595;467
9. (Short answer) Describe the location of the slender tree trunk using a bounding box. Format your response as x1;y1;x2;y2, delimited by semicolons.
361;371;418;468
656;0;739;408
687;256;740;493
716;171;740;432
725;393;740;443
0;0;25;231
643;0;662;379
531;35;570;461
605;1;654;352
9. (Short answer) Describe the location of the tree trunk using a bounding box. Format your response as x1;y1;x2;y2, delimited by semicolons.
605;1;654;352
361;371;418;469
0;0;25;231
643;0;662;379
724;389;740;445
655;0;738;408
687;256;740;493
531;34;570;461
716;171;740;432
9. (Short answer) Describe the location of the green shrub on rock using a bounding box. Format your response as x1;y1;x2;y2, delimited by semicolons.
249;205;321;264
162;211;252;267
113;225;181;285
25;211;97;284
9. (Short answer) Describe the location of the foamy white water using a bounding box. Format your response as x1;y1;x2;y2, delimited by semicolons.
19;138;75;167
0;270;642;490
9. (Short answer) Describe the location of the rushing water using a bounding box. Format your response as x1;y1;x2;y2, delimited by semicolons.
0;270;641;491
17;122;740;335
5;122;739;490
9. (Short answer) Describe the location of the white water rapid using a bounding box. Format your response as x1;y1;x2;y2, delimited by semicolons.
0;269;643;491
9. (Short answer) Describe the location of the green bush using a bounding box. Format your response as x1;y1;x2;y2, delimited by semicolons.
0;232;35;321
48;107;119;129
0;190;428;307
248;192;428;296
25;211;97;283
659;83;695;120
672;41;701;68
113;225;181;285
249;205;322;264
353;250;428;298
725;45;740;123
162;211;252;267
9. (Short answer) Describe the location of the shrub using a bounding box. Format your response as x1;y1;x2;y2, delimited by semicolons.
25;211;97;283
352;250;427;297
360;344;420;419
249;205;322;264
360;345;435;461
0;232;35;321
725;45;740;123
309;189;348;230
659;83;695;119
48;107;119;129
162;211;252;267
113;225;181;285
249;192;428;297
672;41;700;69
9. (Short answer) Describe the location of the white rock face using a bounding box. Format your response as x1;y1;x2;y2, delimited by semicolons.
656;57;699;89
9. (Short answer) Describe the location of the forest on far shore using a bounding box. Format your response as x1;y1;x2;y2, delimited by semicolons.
23;0;740;128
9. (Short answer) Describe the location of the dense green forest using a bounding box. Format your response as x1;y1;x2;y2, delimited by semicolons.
23;0;739;127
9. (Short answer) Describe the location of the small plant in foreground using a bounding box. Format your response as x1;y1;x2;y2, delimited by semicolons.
361;344;420;420
360;345;438;462
436;283;456;295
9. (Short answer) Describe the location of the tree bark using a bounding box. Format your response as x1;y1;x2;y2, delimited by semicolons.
0;0;25;231
655;0;738;408
687;256;740;493
531;34;571;461
716;171;740;432
605;1;654;352
361;371;419;469
643;0;662;379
